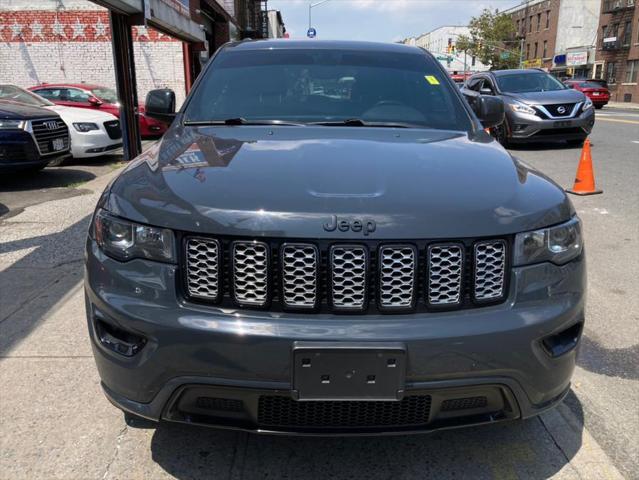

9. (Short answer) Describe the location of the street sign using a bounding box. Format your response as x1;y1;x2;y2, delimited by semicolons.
500;51;510;60
307;27;317;38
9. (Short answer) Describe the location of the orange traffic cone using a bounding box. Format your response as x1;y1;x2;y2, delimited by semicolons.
566;138;602;196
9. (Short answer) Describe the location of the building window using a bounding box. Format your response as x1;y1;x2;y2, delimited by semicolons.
622;20;632;46
543;40;548;58
526;43;530;59
537;13;541;32
534;42;538;58
546;10;550;29
625;60;639;83
529;16;533;33
517;19;520;33
606;61;617;84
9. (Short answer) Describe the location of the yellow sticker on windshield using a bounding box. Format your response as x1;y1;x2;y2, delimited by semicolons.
424;75;440;85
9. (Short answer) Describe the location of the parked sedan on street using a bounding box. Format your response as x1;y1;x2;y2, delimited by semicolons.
462;69;595;146
0;85;122;159
28;83;168;138
0;100;70;173
563;80;610;109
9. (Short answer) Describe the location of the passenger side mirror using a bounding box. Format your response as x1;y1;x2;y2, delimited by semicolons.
479;87;493;95
145;89;176;123
88;96;102;106
474;95;504;129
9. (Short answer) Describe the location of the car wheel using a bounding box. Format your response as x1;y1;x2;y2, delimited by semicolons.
495;121;511;148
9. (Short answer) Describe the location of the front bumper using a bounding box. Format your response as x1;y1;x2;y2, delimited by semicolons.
69;128;122;158
0;130;67;172
505;106;595;143
85;240;586;434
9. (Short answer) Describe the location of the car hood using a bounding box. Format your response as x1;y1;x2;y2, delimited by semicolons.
502;89;585;105
104;125;573;239
0;100;59;120
46;105;118;123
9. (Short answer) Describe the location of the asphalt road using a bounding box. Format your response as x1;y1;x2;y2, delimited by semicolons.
0;110;637;479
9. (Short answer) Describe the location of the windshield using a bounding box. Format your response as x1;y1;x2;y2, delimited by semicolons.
184;49;471;131
496;72;567;93
92;87;118;104
0;85;54;107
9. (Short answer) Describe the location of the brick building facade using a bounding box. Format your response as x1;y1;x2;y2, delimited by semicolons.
596;0;639;102
507;0;561;70
0;0;188;107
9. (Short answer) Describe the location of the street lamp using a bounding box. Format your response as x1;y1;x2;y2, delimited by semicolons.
308;0;331;31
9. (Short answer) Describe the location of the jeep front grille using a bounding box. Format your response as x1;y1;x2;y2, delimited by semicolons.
427;244;463;306
330;246;368;311
232;241;269;306
182;237;509;313
474;240;506;301
185;238;220;301
379;246;416;309
281;244;318;308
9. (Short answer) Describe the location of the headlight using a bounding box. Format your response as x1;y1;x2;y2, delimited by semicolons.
514;217;583;266
510;102;537;115
583;97;593;110
73;122;99;132
0;119;25;129
92;209;175;263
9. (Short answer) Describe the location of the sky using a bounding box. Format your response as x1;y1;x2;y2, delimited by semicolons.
268;0;522;42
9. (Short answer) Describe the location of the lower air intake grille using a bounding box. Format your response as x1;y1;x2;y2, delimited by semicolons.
258;395;432;429
232;241;269;306
474;240;507;301
441;396;488;412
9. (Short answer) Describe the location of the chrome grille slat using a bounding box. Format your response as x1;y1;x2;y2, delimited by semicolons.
233;241;269;306
185;238;220;301
474;240;506;301
428;244;463;305
379;246;415;309
30;118;69;155
281;244;318;308
330;245;368;310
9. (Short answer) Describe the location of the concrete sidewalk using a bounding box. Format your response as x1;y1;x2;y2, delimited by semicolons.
605;101;639;110
0;168;626;480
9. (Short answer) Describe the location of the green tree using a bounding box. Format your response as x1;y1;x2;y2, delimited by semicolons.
456;9;521;70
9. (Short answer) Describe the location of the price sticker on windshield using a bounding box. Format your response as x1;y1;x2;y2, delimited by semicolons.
424;75;440;85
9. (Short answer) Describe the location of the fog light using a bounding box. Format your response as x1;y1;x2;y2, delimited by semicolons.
95;319;146;357
513;124;528;132
542;322;583;358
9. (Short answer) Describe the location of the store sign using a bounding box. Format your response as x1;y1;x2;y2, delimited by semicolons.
523;58;542;68
554;54;566;66
157;0;190;17
566;51;588;66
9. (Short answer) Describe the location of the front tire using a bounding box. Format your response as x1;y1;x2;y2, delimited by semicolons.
495;121;511;148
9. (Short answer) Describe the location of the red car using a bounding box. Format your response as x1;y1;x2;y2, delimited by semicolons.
28;83;168;138
563;80;610;109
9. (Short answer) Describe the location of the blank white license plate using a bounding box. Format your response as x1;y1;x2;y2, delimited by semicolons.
52;138;65;151
592;92;600;96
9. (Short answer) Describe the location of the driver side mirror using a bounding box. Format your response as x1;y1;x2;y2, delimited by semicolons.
479;87;493;95
145;89;176;123
473;95;504;129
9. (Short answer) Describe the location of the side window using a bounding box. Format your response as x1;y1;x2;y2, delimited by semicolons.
467;78;483;91
67;88;91;103
34;88;58;100
482;78;496;94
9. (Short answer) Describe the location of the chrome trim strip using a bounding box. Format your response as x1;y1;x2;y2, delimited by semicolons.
535;102;582;119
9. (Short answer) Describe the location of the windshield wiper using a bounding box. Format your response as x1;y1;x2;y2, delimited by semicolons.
184;118;304;126
309;118;417;128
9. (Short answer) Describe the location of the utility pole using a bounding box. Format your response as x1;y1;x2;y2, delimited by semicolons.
519;37;524;68
309;0;331;31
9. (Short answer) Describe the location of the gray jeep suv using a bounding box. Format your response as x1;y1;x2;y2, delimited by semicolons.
463;69;595;146
85;40;585;435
